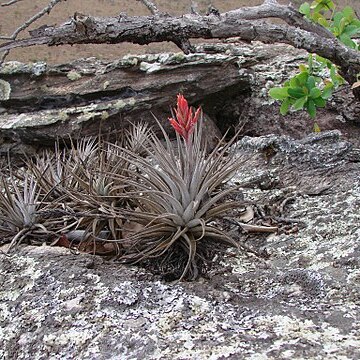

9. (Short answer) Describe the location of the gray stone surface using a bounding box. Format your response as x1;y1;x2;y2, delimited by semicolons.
1;130;360;359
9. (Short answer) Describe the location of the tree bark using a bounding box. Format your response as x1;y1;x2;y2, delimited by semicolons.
1;1;359;84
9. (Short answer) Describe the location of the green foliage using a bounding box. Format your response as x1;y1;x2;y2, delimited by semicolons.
299;1;360;49
270;1;359;118
269;54;344;118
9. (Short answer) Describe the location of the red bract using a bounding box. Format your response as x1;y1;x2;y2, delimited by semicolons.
169;94;201;143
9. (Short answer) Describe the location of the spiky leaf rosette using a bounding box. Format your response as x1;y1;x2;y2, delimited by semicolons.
47;126;151;253
0;172;69;250
106;99;245;280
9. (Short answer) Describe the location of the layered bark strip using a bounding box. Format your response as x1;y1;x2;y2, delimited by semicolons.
0;42;305;146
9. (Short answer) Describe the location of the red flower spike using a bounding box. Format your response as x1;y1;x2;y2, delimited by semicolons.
168;94;201;143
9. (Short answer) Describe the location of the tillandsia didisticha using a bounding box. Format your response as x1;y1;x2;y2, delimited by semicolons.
168;94;201;144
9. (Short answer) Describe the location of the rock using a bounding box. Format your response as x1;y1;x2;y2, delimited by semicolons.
0;42;308;150
1;130;360;359
0;51;250;147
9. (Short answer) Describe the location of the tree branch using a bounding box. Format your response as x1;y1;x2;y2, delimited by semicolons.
1;0;24;6
0;0;63;63
136;0;160;16
225;1;334;39
0;1;359;82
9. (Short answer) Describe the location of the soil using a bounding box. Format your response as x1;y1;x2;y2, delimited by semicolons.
1;0;360;64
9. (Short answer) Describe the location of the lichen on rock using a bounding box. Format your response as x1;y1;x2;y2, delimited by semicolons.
0;79;11;100
1;131;360;359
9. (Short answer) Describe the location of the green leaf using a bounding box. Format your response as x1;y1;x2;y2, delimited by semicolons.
288;87;306;98
343;25;360;37
330;66;340;86
306;76;316;90
317;16;329;28
313;4;323;13
299;2;311;16
321;86;333;99
312;0;334;13
333;12;344;28
315;55;327;63
313;97;326;107
342;6;355;20
293;96;308;110
280;98;291;115
352;19;360;28
306;99;316;118
332;26;340;37
269;87;289;100
339;33;356;48
310;87;322;98
289;76;300;88
299;64;308;72
339;17;347;35
296;72;309;85
323;0;335;10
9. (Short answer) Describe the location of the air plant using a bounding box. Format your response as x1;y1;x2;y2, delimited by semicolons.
63;140;125;253
0;94;253;280
50;127;151;254
0;171;68;251
107;94;246;281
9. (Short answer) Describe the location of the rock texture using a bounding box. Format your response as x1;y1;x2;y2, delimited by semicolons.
0;42;305;149
1;130;360;359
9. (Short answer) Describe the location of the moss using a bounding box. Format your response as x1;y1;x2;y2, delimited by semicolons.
67;70;82;81
100;111;109;120
114;97;136;110
0;79;11;100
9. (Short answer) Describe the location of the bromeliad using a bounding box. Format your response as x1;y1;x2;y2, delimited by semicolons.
168;94;201;143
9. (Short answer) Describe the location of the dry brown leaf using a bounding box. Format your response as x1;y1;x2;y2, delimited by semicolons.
351;81;360;89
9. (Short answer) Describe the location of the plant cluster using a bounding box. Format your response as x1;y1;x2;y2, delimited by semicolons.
300;1;360;49
0;95;247;281
269;0;359;118
269;54;343;118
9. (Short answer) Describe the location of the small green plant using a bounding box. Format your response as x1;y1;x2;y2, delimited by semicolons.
270;1;359;118
300;2;360;49
269;54;343;118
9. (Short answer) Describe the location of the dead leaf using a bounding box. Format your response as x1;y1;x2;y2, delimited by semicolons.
239;223;278;233
238;206;254;223
351;81;360;89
